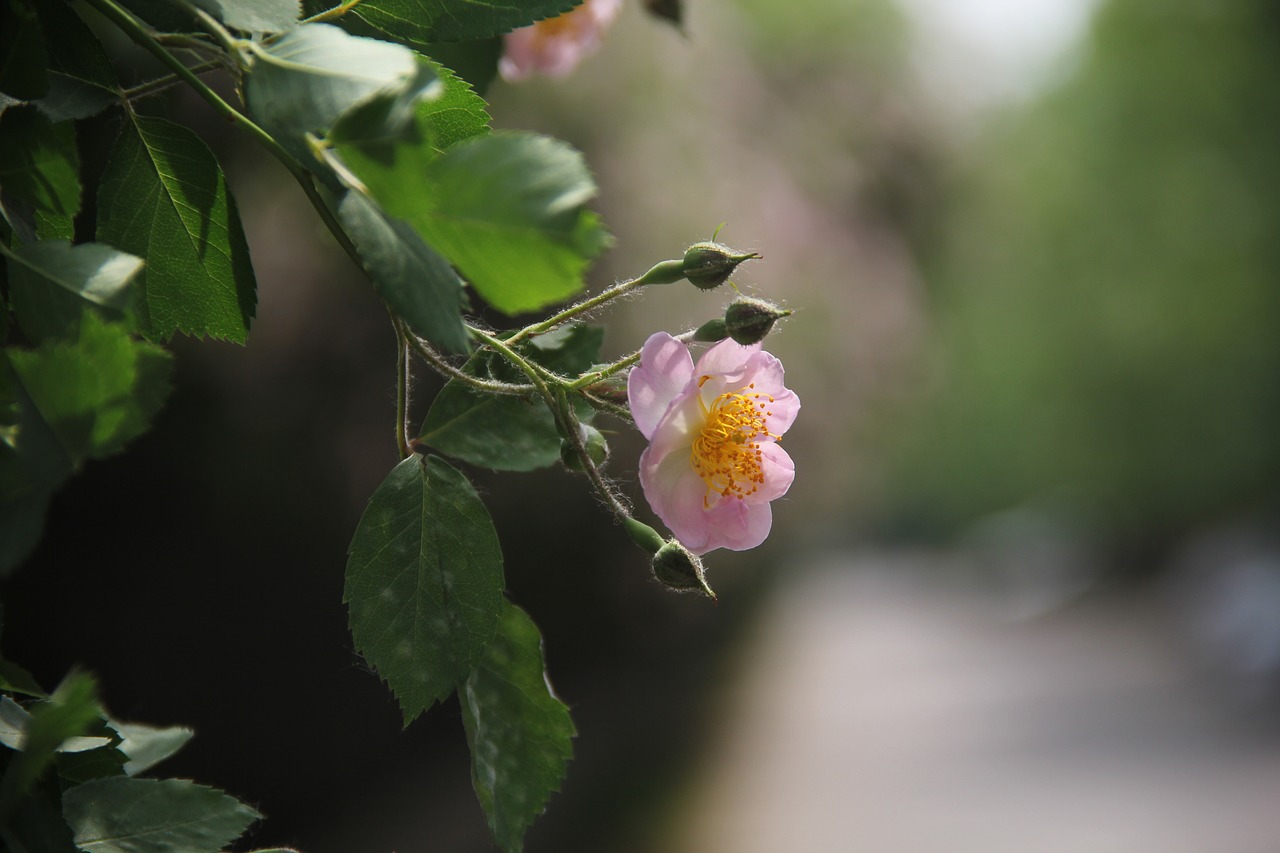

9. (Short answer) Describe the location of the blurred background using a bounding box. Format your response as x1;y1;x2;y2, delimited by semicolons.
7;0;1280;849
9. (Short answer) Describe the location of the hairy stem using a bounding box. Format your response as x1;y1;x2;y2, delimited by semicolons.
394;318;412;459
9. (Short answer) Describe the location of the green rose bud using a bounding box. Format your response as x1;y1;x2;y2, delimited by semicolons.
681;241;760;291
651;540;716;599
724;297;792;345
560;423;609;471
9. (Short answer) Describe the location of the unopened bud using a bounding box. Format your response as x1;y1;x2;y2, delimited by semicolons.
560;423;609;471
692;318;728;343
724;297;791;345
652;540;716;599
681;241;760;291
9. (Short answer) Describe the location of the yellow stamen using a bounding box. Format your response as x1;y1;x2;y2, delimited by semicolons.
690;380;778;505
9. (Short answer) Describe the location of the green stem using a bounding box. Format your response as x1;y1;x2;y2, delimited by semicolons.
121;57;225;102
471;327;631;522
303;0;367;24
394;317;412;459
404;333;537;396
503;259;681;348
566;328;698;391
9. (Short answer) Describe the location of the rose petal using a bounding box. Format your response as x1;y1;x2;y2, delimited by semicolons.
628;332;694;440
748;441;795;504
641;448;713;552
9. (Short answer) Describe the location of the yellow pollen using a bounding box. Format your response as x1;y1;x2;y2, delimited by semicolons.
691;383;779;505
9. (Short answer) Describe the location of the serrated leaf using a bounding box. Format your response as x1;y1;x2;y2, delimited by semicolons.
339;131;610;315
0;107;80;223
192;0;299;32
345;454;504;724
337;190;469;353
96;115;256;342
419;325;601;471
350;0;583;44
62;777;260;853
111;720;193;776
0;672;101;812
6;313;172;469
244;23;432;165
6;241;141;342
462;601;574;853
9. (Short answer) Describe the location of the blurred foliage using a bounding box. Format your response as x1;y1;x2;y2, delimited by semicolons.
883;0;1280;543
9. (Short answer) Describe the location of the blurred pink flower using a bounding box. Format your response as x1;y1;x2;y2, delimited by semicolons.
628;332;799;555
500;0;624;82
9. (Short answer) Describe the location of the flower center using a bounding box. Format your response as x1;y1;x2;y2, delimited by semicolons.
691;381;777;504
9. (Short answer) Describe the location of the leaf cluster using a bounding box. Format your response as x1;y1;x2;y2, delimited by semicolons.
0;1;693;850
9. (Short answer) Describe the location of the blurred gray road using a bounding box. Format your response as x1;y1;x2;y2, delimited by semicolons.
667;552;1280;853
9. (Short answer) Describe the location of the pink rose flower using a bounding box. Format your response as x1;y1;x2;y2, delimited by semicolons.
628;332;799;555
499;0;624;82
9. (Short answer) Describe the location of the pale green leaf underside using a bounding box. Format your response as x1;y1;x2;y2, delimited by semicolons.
96;115;255;342
62;777;260;853
6;240;140;341
462;601;575;853
194;0;299;32
245;22;431;163
345;454;504;724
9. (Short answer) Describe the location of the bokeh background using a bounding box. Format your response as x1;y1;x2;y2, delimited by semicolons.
8;0;1280;849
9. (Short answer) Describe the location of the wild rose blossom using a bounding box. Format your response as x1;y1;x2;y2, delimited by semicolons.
628;332;799;554
499;0;624;82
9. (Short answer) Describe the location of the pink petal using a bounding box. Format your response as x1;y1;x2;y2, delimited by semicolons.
748;441;795;504
640;448;713;552
739;351;800;437
699;499;773;554
628;332;694;440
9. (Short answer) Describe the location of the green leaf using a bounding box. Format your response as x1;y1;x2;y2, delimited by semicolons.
96;115;256;342
340;131;610;315
111;720;193;776
0;661;46;698
3;773;79;853
6;241;141;342
461;601;575;853
526;324;605;375
410;56;490;148
0;107;80;224
62;777;260;853
0;672;101;812
0;0;49;100
331;55;489;155
114;1;197;33
350;0;583;44
419;365;560;471
336;190;469;353
32;0;117;122
419;325;601;471
192;0;299;32
244;23;433;165
6;313;172;468
345;454;504;724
